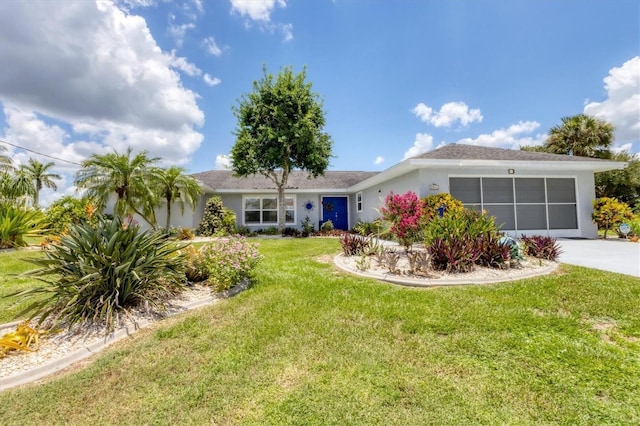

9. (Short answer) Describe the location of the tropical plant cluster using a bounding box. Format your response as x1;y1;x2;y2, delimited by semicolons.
591;197;635;239
12;214;262;332
342;191;562;275
18;215;188;331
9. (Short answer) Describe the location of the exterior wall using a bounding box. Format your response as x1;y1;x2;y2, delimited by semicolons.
350;170;421;226
347;166;598;238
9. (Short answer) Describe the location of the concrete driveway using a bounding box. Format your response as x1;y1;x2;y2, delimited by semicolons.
557;238;640;277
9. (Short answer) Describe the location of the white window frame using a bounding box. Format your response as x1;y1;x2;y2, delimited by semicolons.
356;192;363;212
242;195;296;226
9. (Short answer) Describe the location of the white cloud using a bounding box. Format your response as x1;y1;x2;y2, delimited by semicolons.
230;0;293;41
215;154;232;169
170;52;202;76
412;101;483;127
230;0;286;22
374;156;385;165
584;56;640;147
280;23;293;42
192;0;204;13
203;74;222;87
453;121;546;150
203;36;223;56
168;22;195;48
403;133;435;160
0;1;206;205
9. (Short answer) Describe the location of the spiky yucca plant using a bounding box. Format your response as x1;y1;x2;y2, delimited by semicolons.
17;216;187;332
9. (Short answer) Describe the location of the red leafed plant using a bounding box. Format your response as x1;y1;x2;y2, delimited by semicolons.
380;191;424;252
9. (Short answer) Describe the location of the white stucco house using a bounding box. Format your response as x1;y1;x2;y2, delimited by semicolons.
165;144;627;238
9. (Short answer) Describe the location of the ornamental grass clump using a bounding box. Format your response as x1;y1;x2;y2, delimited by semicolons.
16;215;187;332
198;236;262;292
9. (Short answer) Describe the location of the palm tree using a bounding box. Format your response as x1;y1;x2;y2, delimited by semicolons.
22;158;61;208
9;168;36;205
0;145;12;172
546;114;614;158
151;166;202;230
75;147;160;228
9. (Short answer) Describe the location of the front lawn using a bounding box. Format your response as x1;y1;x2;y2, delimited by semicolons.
1;238;639;424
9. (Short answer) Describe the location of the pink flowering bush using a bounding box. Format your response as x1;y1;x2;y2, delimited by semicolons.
380;191;424;251
198;236;262;292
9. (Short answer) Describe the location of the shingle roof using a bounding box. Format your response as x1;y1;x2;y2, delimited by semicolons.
191;170;379;190
413;143;606;162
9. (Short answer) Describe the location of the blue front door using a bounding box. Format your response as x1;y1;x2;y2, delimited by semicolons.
322;196;348;230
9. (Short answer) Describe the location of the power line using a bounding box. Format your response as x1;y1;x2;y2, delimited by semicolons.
0;138;82;166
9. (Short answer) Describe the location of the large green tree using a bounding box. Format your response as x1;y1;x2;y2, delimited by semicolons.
151;166;202;230
595;151;640;207
545;114;614;158
21;158;61;208
231;66;333;230
75;147;160;228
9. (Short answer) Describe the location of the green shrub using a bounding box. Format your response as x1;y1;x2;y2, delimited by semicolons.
43;196;97;236
18;215;187;331
197;236;262;292
592;197;634;239
424;209;500;245
0;202;46;249
320;219;334;232
421;193;465;223
262;226;280;235
197;196;236;236
300;215;315;237
353;218;385;236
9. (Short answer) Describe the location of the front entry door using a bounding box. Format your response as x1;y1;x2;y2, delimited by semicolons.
322;196;348;230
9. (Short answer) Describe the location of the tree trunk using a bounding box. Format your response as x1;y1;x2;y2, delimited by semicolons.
166;199;172;230
277;184;286;232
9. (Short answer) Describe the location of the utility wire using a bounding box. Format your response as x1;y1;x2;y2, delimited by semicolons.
0;138;82;166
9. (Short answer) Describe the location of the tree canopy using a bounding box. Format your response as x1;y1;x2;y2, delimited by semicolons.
231;65;333;230
21;158;61;208
545;114;613;158
150;166;201;230
75;147;160;227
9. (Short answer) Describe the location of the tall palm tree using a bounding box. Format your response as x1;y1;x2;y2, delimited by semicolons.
75;147;160;228
546;114;614;158
8;168;36;205
21;158;61;208
0;145;12;172
151;166;202;230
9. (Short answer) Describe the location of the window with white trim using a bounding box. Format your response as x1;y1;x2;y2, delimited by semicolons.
243;196;296;225
356;192;363;212
449;177;578;231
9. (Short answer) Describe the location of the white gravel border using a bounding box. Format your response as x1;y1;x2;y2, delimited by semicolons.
0;281;249;392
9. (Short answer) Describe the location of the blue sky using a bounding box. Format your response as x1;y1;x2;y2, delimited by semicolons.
0;0;638;206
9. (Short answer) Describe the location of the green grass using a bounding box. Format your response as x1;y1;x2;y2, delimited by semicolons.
1;238;639;424
0;249;48;323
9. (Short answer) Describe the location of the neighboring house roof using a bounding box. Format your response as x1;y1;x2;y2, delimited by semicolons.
192;170;379;192
413;143;606;162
